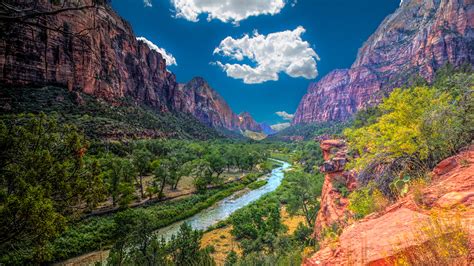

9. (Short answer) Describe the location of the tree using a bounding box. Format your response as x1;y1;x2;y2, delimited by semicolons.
285;171;323;227
205;149;226;179
0;114;95;263
151;158;178;198
101;156;136;207
132;148;152;199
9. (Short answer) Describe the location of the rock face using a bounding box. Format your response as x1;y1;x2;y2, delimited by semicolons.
0;0;261;133
304;145;474;265
173;77;261;131
0;0;176;111
314;140;356;238
293;0;474;124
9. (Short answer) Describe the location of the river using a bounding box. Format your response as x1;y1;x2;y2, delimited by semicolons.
58;160;291;265
154;160;291;239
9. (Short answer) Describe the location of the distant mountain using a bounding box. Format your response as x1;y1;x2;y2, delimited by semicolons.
259;123;277;135
0;0;262;135
293;0;474;124
173;77;262;132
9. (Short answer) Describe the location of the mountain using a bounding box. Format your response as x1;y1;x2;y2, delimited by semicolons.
0;0;261;134
173;77;262;132
259;123;277;135
293;0;474;124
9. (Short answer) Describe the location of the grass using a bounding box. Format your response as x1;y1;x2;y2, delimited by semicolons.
388;209;470;265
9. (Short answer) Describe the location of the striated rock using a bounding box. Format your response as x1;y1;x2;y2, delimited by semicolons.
0;0;176;111
173;77;261;131
314;140;356;238
293;0;474;124
238;112;262;132
305;146;474;265
0;0;262;134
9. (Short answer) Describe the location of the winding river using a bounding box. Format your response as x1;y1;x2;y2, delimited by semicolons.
59;160;291;265
155;160;291;240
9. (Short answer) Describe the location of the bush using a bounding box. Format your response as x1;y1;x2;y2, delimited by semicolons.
348;185;389;219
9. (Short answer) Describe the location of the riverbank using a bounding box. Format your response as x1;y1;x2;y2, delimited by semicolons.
54;160;288;265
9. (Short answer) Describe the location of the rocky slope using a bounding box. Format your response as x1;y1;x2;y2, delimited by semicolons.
173;77;262;131
304;143;474;265
0;0;261;133
293;0;474;124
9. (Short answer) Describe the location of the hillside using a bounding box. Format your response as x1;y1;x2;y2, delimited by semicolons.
293;0;473;124
0;0;262;135
0;86;222;140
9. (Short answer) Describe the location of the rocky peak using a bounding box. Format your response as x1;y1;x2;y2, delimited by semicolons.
293;0;474;124
0;0;262;135
172;78;262;132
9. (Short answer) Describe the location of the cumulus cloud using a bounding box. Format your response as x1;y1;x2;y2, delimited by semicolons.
171;0;286;24
213;26;319;84
136;37;177;66
275;111;294;121
271;123;291;131
144;0;152;7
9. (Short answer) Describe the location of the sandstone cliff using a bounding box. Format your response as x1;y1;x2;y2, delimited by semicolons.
173;77;262;131
305;144;474;265
0;0;261;133
293;0;474;124
314;140;356;238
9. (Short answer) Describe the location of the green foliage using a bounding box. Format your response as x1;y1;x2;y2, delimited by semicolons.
283;171;323;227
346;73;473;172
230;199;285;254
0;86;222;140
225;250;238;266
0;114;101;264
348;185;388;219
107;216;214;266
331;175;349;198
248;180;268;190
268;121;349;142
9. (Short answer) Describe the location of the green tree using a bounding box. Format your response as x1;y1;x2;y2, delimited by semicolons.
102;157;136;207
0;114;95;263
284;171;323;227
132;148;152;198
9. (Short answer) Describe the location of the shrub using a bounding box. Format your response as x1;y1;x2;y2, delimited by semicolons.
348;185;389;219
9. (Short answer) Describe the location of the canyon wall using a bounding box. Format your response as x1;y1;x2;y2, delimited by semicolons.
0;0;261;132
293;0;474;124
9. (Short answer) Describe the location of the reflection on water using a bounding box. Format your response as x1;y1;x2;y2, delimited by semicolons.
155;160;291;240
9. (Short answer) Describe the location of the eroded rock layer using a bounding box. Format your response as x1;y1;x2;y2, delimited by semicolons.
293;0;474;124
0;0;261;132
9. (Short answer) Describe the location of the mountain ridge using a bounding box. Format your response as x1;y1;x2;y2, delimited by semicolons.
0;0;262;134
293;0;474;124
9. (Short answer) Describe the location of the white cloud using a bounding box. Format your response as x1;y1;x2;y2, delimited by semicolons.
144;0;152;7
213;26;319;84
136;37;177;66
271;123;290;131
171;0;286;24
275;111;294;121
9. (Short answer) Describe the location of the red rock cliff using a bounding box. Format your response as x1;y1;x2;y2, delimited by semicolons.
0;0;176;111
0;0;262;133
305;146;474;265
314;140;356;238
173;77;261;131
293;0;474;124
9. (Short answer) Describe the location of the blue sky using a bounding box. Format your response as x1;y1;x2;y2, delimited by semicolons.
111;0;399;125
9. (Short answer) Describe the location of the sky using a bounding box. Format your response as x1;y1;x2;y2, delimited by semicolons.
111;0;400;125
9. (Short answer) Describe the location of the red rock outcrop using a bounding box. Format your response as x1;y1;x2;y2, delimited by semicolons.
304;146;474;265
0;0;176;111
293;0;474;124
0;0;262;133
173;77;262;131
314;140;357;238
